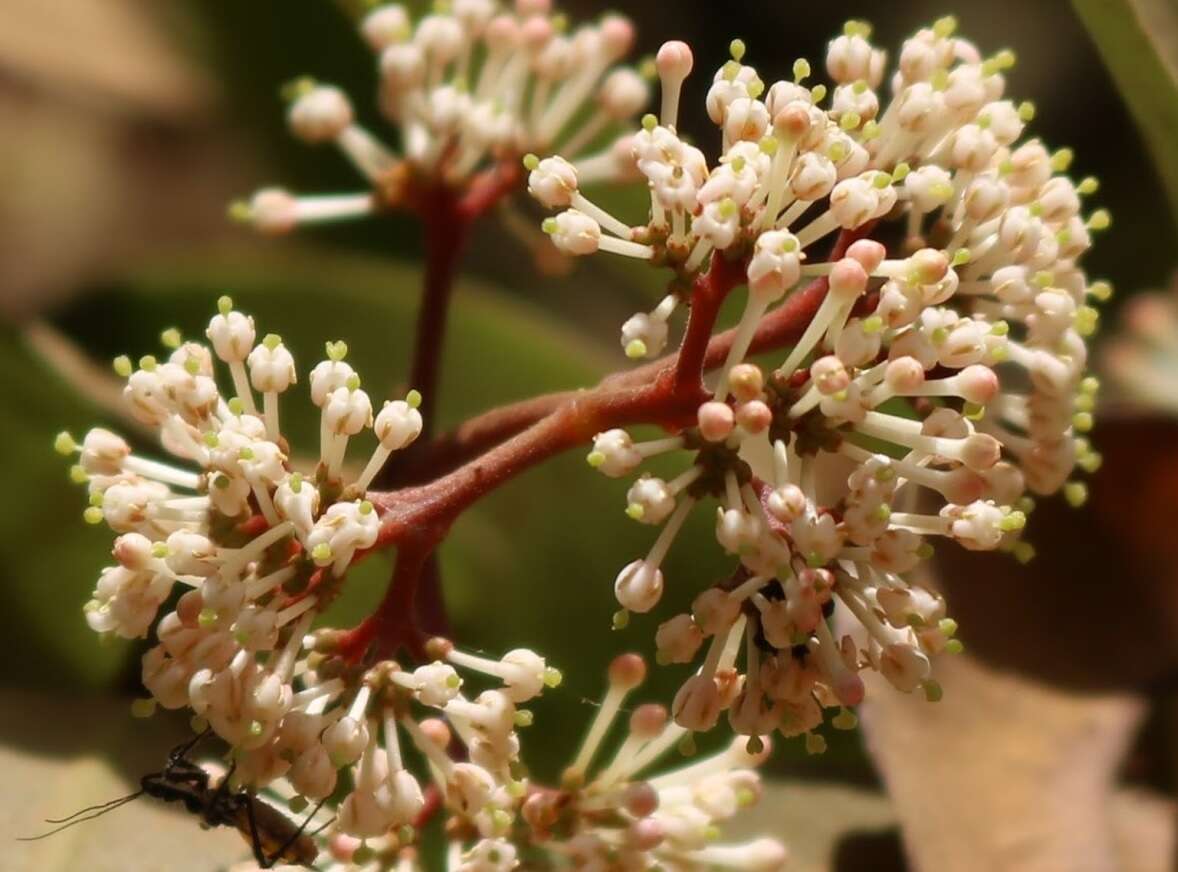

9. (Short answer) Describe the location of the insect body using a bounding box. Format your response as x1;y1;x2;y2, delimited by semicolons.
21;733;322;869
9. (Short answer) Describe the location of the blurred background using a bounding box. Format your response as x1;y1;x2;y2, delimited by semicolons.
3;0;1178;869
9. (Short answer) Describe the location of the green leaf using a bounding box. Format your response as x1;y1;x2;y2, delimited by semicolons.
1073;0;1178;221
0;330;133;689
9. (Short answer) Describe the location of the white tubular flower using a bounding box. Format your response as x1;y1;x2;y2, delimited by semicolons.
747;231;802;302
614;559;665;614
587;429;642;477
247;334;296;394
287;83;354;144
526;155;578;209
626;476;676;525
544;209;601;255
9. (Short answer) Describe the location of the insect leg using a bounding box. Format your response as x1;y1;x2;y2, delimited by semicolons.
242;795;270;868
265;796;328;868
166;727;212;770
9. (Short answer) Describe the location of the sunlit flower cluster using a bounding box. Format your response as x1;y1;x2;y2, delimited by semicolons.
231;654;786;871
237;0;646;235
529;17;1109;745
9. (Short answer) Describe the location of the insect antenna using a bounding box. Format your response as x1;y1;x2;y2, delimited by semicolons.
18;791;144;841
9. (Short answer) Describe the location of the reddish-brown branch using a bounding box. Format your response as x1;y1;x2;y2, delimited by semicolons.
410;190;470;441
672;251;747;399
457;160;522;220
391;229;865;481
338;533;438;663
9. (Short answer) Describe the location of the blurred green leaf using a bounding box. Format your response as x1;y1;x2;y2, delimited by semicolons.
1073;0;1178;221
0;331;132;689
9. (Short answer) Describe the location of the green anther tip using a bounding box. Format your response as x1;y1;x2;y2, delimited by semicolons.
113;355;133;377
626;503;645;521
922;680;944;702
522;153;540;171
805;732;827;755
69;465;89;484
217;295;234;315
83;506;104;525
612;609;630;630
1087;209;1111;231
130;698;157;719
161;328;182;349
938;618;958;637
1064;481;1089;507
54;431;77;455
832;708;858;730
641;113;658;131
89;490;104;508
346;373;362;391
352;846;374;865
810;84;828;103
151;542;170;558
933;15;957;37
1050;148;1074;172
139;355;157;372
544;666;563;687
312;543;333;563
541;217;558;234
514;710;534;727
326;340;348;362
1018;101;1035;122
586;450;606;468
625;339;648;360
1072;411;1094;432
952;248;971;266
729;39;746;61
793;58;811;82
840;112;861;131
406;389;423;408
289;472;303;492
359;500;374;515
280;76;316;102
1013;541;1036;564
263;333;282;350
678;733;697;756
892;162;911;181
198;608;218;628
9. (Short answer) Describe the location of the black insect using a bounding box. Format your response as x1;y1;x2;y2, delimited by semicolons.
20;731;326;869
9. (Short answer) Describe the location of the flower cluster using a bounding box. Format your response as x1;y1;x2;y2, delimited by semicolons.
529;18;1108;745
237;0;646;235
232;654;786;871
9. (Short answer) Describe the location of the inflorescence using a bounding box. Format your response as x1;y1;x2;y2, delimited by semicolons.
529;17;1107;749
235;0;646;235
56;7;1112;871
